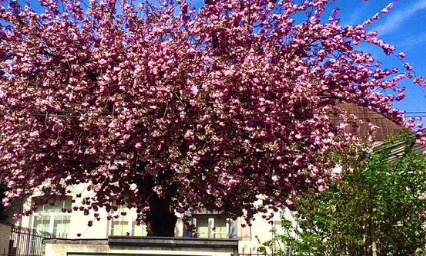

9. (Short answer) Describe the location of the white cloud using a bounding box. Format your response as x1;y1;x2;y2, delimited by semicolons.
374;0;426;36
343;8;363;26
395;32;426;48
343;2;371;26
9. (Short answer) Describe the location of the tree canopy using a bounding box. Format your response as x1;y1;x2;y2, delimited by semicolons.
0;0;425;227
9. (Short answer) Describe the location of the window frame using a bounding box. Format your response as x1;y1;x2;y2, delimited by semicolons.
32;198;72;239
109;209;147;237
192;214;230;239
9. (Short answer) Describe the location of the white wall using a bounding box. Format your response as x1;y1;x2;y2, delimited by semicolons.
10;183;284;253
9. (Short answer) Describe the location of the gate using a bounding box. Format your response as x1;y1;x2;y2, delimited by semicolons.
7;225;52;256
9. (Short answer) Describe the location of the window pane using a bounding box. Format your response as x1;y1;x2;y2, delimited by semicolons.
109;207;142;236
62;200;72;211
31;217;50;256
196;217;209;238
33;216;50;233
112;219;129;236
39;204;61;213
214;218;228;239
132;222;147;237
35;197;72;213
131;216;146;236
53;216;71;238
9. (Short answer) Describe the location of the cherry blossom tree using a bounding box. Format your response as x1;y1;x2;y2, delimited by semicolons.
0;0;424;236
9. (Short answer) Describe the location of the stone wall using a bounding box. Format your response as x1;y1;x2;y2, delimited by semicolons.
45;237;239;256
0;223;12;256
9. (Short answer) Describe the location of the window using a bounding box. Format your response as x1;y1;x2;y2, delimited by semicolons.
109;208;147;236
195;215;209;238
213;218;229;239
32;197;72;238
192;214;229;239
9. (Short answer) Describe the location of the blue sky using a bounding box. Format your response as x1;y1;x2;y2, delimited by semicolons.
323;0;426;126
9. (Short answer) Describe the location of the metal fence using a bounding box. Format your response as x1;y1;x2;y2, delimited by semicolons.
6;225;52;256
239;247;277;256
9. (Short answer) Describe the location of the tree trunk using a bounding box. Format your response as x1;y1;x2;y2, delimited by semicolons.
145;194;177;237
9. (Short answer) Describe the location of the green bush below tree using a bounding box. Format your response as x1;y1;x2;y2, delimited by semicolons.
276;139;426;256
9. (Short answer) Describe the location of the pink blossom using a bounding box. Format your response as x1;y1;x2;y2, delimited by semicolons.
0;0;423;224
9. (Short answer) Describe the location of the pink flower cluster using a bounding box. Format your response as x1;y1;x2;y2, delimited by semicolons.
0;0;424;222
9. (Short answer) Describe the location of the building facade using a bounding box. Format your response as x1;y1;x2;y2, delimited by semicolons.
7;186;287;256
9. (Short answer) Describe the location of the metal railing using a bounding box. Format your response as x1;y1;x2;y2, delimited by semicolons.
239;247;277;256
4;225;52;256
